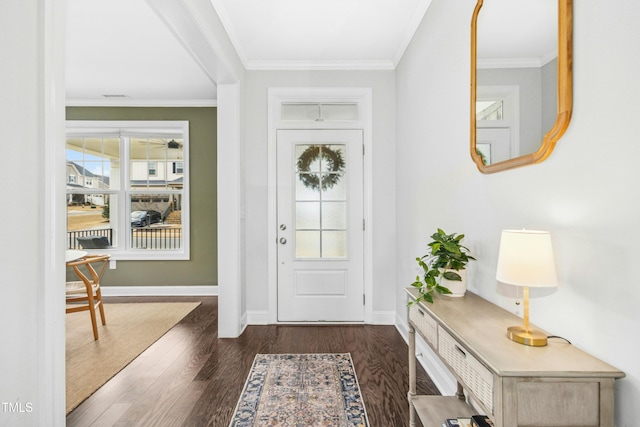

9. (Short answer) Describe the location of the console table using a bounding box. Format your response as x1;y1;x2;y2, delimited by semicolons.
406;288;625;427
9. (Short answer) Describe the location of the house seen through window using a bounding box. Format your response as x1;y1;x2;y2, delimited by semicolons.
65;121;189;260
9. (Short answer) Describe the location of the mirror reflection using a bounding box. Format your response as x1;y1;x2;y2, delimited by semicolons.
471;0;572;173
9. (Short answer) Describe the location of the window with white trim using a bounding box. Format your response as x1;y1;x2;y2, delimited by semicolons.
65;121;189;260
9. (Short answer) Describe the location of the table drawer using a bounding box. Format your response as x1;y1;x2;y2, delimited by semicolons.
438;327;494;413
409;303;438;348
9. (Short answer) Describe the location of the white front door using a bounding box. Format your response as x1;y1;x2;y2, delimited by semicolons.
277;129;364;322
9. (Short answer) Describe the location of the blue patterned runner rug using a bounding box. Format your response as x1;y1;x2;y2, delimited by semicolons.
229;353;369;427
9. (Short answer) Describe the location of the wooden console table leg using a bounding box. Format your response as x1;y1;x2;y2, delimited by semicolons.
456;382;465;400
408;324;416;427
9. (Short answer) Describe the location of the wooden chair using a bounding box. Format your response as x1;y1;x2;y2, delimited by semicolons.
66;254;110;340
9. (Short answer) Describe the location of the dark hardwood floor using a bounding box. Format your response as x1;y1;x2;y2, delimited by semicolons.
67;296;438;426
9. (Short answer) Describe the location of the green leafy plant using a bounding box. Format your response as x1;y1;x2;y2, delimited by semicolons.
409;229;475;305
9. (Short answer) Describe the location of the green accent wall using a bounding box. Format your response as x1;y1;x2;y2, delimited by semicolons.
66;107;217;287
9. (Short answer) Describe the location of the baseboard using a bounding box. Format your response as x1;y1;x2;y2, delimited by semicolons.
395;312;457;396
371;310;396;325
240;311;248;333
227;303;396;337
247;311;269;325
101;285;218;297
246;311;395;325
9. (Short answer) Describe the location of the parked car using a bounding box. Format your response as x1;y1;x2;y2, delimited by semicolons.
131;210;162;227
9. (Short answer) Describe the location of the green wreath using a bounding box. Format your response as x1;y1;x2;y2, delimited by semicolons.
297;145;345;191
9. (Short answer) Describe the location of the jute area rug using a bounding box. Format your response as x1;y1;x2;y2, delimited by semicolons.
66;302;200;414
230;353;369;427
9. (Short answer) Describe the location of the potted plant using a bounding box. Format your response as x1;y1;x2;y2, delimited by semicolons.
409;229;475;305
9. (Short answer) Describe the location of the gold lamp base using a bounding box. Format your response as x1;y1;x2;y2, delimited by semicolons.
507;326;548;347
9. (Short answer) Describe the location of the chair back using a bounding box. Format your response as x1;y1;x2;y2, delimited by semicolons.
66;254;110;289
66;254;110;340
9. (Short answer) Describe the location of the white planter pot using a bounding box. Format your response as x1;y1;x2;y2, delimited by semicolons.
441;269;467;297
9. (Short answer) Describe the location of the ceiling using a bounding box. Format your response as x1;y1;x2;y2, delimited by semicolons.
65;0;432;105
210;0;433;70
65;0;218;105
66;0;554;105
477;0;557;68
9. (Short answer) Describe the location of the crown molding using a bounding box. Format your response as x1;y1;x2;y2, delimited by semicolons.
65;99;217;107
245;59;396;71
477;53;557;69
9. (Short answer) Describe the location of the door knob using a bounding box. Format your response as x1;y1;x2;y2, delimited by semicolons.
279;237;287;245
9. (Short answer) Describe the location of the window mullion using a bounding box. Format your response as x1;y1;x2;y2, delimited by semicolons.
121;135;131;251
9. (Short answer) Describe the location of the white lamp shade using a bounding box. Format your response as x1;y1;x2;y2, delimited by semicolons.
496;230;558;288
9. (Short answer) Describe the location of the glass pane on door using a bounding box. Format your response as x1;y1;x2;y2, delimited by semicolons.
294;144;347;259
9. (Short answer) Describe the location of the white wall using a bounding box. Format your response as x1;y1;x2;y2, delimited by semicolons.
243;71;396;319
396;0;640;425
0;1;66;425
477;66;542;154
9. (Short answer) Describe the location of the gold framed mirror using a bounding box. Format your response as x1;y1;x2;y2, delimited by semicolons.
471;0;572;173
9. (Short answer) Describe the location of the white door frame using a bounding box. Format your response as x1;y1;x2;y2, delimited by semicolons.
42;3;243;422
267;87;373;324
476;85;520;159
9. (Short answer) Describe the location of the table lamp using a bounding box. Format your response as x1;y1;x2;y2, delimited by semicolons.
496;229;558;346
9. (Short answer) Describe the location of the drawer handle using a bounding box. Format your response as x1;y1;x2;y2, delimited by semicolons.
417;309;425;316
454;344;467;358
